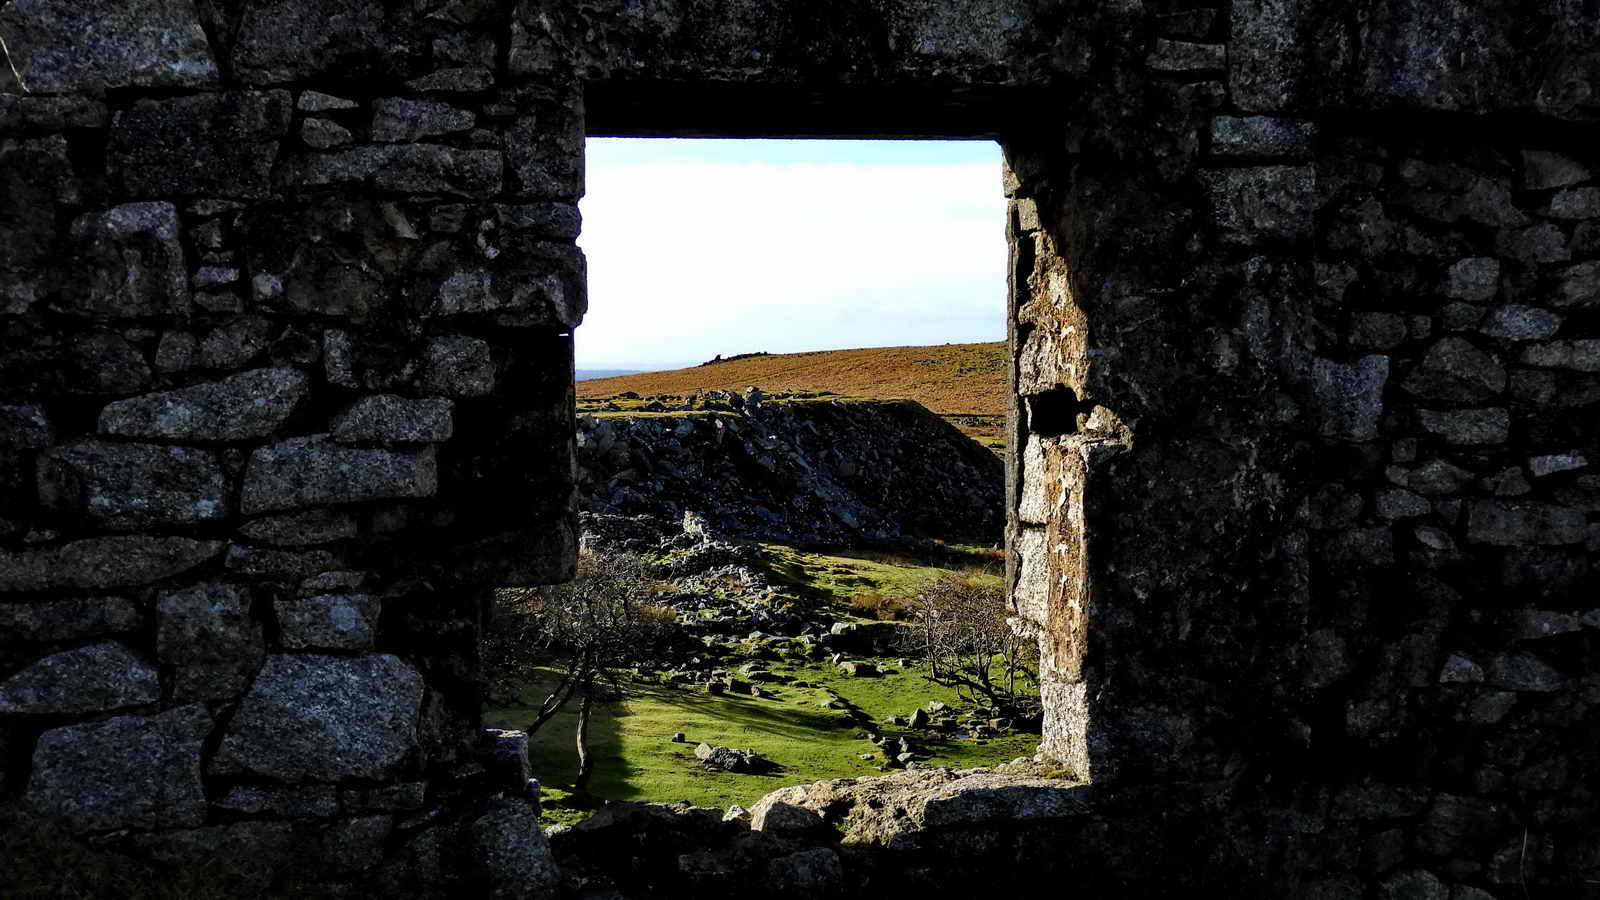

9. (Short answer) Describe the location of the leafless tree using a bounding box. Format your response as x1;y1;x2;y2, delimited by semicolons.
905;574;1039;709
483;552;677;792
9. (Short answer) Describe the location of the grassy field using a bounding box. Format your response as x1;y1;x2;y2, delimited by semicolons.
576;342;1008;452
486;655;1038;826
757;543;1004;617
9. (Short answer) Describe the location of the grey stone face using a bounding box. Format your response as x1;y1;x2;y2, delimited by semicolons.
1401;337;1505;402
301;146;504;197
1548;187;1600;219
37;441;227;530
1555;262;1600;308
239;509;359;546
1146;39;1225;73
213;653;423;781
921;774;1089;826
301;118;354;150
60;203;189;320
332;395;455;444
432;269;573;327
407;67;496;92
299;91;359;112
25;705;211;833
1419;408;1509;445
217;785;339;818
372;98;476;142
110;91;293;199
1311;355;1389;441
466;798;561;895
1468;501;1588;546
1480;306;1563;341
0;595;142;643
241;435;438;514
1210;116;1314;157
1201;166;1313;242
1441;257;1500;301
1489;654;1564;691
0;95;109;133
1523;150;1589;189
423;336;497;397
233;0;413;83
99;368;309;442
157;582;261;665
0;404;52;449
0;0;218;93
1228;0;1299;111
0;641;158;714
275;593;380;650
0;536;224;592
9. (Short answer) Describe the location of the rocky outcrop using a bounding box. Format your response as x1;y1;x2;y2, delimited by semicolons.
578;394;1003;545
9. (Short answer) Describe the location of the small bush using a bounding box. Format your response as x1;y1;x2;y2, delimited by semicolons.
848;589;908;621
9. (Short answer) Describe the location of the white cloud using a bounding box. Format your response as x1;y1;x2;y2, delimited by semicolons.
575;150;1007;368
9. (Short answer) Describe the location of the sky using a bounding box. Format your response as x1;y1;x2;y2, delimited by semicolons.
574;138;1007;370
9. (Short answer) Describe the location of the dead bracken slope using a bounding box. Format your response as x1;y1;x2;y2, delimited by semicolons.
577;342;1006;419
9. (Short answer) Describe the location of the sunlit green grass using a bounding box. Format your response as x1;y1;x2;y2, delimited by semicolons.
485;655;1038;827
755;543;1003;612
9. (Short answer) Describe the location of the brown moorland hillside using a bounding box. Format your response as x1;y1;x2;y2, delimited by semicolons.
577;342;1008;451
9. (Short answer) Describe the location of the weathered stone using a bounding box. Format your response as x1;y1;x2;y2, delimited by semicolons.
1530;452;1587;477
498;203;582;239
1438;654;1483;683
301;570;368;594
26;705;210;833
1480;467;1532;497
217;785;339;818
1146;39;1225;73
0;641;158;714
423;335;497;397
343;782;428;813
1496;223;1570;264
767;848;843;891
1468;501;1587;546
171;656;263;703
1480;306;1563;341
298;91;359;112
125;821;296;876
110;92;292;199
157;582;261;665
1311;355;1389;441
323;330;358;387
0;0;217;93
239;509;358;547
1229;0;1299;111
0;404;52;449
480;729;532;795
332;395;454;443
1201;166;1313;242
37;441;226;530
224;545;338;580
1523;150;1589;190
1331;783;1427;820
466;797;560;896
100;368;309;442
1554;262;1600;308
214;653;422;781
59;203;189;320
1441;257;1500;302
1468;691;1518;724
432;268;576;327
1211;117;1313;157
752;800;829;835
0;95;109;132
0;537;224;592
301;117;354;150
275;593;379;650
315;815;394;876
233;0;413;83
1402;337;1504;402
1548;187;1600;219
1350;313;1408;351
1376;489;1430;520
1420;408;1508;445
301;145;504;197
0;595;142;643
372;98;475;142
1379;869;1447;900
407;67;496;92
241;435;436;514
1508;610;1583;640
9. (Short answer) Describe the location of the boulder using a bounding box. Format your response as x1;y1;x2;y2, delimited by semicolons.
25;705;211;832
214;653;423;781
99;368;309;441
0;641;158;714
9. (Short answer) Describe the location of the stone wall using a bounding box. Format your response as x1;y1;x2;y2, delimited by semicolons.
1;0;1596;894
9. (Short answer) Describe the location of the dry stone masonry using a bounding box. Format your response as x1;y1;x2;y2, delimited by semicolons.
0;0;1596;895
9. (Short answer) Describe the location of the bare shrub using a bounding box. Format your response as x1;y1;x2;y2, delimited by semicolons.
905;574;1038;709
